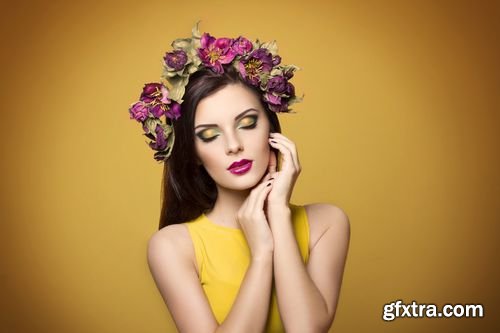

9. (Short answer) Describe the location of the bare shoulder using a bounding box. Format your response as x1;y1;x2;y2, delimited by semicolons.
304;203;350;251
146;224;218;332
147;223;198;274
302;203;351;328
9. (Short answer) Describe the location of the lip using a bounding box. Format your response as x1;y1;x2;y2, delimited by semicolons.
227;159;253;175
227;159;253;170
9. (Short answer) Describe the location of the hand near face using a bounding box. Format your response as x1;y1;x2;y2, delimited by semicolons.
237;176;275;259
266;132;301;209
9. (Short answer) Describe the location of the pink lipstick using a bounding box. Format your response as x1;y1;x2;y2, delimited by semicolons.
227;159;253;175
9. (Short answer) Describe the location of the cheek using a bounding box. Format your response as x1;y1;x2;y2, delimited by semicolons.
252;132;272;163
195;142;221;170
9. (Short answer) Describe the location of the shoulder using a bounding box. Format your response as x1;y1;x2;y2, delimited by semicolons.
148;223;191;251
147;223;196;271
146;224;219;331
303;203;350;251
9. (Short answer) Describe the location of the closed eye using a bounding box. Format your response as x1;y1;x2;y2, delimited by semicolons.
196;128;219;142
238;115;258;129
196;115;258;143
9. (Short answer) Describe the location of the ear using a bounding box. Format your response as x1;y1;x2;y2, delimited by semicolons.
268;149;277;174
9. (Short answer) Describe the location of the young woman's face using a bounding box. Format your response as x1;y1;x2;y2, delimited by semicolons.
194;83;271;191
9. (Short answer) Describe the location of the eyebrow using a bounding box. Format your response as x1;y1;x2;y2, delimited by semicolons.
194;108;259;130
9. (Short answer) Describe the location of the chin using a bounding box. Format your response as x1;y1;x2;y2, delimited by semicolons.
219;168;265;191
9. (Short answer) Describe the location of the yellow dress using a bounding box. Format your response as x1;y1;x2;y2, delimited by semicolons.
185;203;310;333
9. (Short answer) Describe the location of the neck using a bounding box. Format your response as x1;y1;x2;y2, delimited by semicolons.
206;185;252;229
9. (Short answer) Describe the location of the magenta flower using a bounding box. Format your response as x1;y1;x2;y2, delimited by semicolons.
264;92;289;113
197;33;237;74
129;101;149;122
286;81;295;96
238;48;274;86
140;83;163;103
140;83;170;104
272;55;281;66
232;36;253;55
166;102;181;120
283;67;294;80
149;104;165;118
149;124;167;151
264;92;281;104
267;76;288;94
160;85;170;104
163;50;188;71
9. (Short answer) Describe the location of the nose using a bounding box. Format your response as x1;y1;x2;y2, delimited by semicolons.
225;131;243;155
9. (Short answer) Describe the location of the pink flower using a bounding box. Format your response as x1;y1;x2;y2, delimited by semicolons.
264;93;289;113
197;33;237;74
238;48;274;86
163;50;188;71
149;104;165;118
160;85;170;104
149;124;167;151
129;101;149;122
166;102;181;120
140;83;170;105
232;36;253;55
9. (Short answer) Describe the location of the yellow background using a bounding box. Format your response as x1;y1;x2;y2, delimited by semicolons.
1;0;498;332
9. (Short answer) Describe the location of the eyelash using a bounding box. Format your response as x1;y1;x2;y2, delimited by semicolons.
197;116;258;143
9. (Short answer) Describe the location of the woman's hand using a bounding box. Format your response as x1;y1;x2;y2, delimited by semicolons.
237;174;275;260
267;132;301;209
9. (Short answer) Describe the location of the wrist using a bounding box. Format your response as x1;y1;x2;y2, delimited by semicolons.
267;203;291;215
267;205;292;226
251;250;273;264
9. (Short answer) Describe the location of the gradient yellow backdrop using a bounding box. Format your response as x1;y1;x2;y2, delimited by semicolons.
1;0;499;332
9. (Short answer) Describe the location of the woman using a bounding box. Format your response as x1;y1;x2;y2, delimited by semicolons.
130;23;350;333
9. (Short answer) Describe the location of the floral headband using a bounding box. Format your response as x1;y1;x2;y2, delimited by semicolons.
128;21;303;162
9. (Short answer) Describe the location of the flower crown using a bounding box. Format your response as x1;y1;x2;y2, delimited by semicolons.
128;21;303;162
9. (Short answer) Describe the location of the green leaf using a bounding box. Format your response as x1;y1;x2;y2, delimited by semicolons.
171;37;192;50
283;64;301;72
192;20;202;39
261;40;278;55
144;118;159;135
168;76;189;103
270;67;283;76
161;123;173;136
289;93;305;104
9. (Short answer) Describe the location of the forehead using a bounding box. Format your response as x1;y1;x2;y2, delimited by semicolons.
194;83;264;124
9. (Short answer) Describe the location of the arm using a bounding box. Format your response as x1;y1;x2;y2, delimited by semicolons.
147;225;273;333
219;254;273;333
268;203;350;333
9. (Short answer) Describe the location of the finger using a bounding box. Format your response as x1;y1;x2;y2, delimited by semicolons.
269;137;300;172
269;133;296;148
269;135;299;169
241;180;269;217
270;133;300;166
269;139;297;172
253;178;274;213
268;149;277;174
248;177;274;213
270;132;293;143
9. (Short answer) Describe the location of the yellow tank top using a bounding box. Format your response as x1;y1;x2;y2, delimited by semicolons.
185;203;310;333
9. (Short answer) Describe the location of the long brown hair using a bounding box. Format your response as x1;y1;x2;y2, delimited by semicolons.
159;65;282;229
